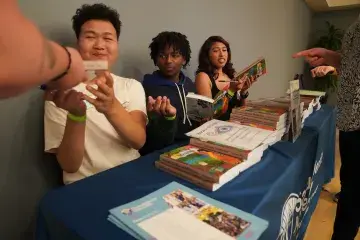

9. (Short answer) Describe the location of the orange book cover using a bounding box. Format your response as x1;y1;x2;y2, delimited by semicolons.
160;145;242;183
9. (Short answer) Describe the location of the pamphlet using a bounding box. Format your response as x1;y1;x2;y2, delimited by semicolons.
108;182;268;240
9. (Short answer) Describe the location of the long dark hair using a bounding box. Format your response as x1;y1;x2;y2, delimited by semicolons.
196;36;236;80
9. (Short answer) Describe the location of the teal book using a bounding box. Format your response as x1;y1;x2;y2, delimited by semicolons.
108;182;268;240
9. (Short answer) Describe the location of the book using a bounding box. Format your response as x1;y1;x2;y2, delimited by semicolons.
230;105;288;132
232;106;287;122
108;182;269;240
189;138;266;161
186;93;215;122
186;92;231;122
186;119;274;151
155;161;221;191
299;90;326;97
155;142;265;191
235;58;266;82
288;80;302;142
159;145;243;184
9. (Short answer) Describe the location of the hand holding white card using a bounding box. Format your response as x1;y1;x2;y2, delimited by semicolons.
76;61;108;109
82;71;117;115
73;83;97;109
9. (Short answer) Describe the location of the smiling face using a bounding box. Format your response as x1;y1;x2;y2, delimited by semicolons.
77;20;119;68
209;42;228;69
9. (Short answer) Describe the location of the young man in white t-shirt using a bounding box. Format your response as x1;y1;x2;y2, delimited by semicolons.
44;3;147;184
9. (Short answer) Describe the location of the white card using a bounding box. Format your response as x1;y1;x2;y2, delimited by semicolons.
83;60;108;71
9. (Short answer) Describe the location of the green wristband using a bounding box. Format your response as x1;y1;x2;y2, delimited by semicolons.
68;113;86;122
164;115;176;121
227;89;235;97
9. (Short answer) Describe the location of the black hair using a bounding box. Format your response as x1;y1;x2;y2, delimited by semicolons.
196;36;236;79
149;31;191;68
72;3;122;39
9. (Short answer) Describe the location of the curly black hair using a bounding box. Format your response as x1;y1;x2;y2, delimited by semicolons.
72;3;122;39
196;36;236;80
149;31;191;68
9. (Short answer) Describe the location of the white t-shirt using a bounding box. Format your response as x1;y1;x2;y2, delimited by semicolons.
44;74;147;184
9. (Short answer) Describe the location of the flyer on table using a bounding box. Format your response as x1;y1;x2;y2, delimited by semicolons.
109;182;268;240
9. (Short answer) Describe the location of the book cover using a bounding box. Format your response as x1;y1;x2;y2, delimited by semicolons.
155;161;220;191
189;138;252;159
186;93;215;121
160;145;243;184
186;119;274;151
236;58;266;82
109;182;269;240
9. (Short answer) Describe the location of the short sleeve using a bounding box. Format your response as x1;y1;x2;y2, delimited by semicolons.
127;80;147;115
44;101;67;153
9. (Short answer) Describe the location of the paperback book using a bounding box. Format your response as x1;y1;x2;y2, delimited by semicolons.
155;145;263;191
159;145;243;184
235;58;267;82
185;119;274;151
108;182;269;240
186;93;215;122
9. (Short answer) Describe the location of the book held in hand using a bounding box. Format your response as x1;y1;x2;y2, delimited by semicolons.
235;58;266;82
108;182;269;240
186;93;215;122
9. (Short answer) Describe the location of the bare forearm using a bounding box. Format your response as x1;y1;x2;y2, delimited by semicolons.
57;119;86;173
105;101;146;150
0;4;69;96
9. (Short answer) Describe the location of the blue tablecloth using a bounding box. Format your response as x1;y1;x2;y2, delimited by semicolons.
36;105;336;240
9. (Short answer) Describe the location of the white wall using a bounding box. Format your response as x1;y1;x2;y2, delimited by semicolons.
19;0;312;99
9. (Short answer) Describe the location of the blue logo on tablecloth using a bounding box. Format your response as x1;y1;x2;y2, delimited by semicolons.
277;152;323;240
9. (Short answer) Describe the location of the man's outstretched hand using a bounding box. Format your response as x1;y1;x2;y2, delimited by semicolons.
293;48;330;67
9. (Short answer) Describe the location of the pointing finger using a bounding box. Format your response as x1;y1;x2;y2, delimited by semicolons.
292;49;313;58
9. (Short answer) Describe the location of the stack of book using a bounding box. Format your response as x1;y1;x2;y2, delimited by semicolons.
232;100;290;141
156;145;245;191
245;90;324;131
298;90;326;124
155;120;276;191
108;182;269;240
229;105;288;132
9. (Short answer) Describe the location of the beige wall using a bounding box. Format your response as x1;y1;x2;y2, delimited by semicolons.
19;0;312;99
